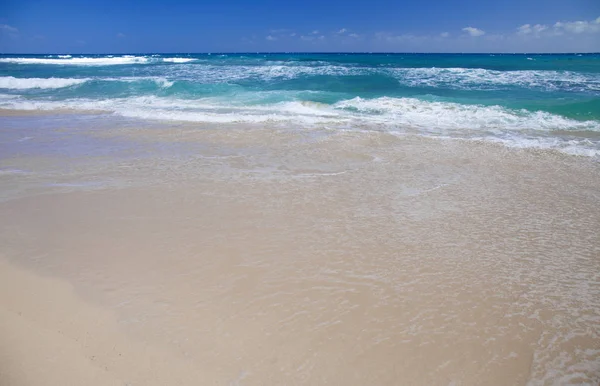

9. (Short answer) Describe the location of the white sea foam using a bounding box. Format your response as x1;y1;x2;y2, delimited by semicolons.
162;58;196;63
1;56;597;93
0;56;150;66
333;97;600;133
136;63;599;92
0;56;196;66
0;95;344;124
110;98;341;124
0;94;598;156
482;136;600;157
150;77;175;88
105;77;175;88
162;64;359;83
0;76;178;90
0;76;90;89
390;67;600;92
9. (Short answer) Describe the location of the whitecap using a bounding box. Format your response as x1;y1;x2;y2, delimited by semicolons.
0;76;90;89
162;58;196;63
0;56;149;66
388;67;599;92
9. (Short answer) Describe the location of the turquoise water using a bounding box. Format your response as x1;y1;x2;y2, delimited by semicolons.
1;53;599;156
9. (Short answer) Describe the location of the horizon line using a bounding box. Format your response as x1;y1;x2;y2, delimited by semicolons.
1;51;599;55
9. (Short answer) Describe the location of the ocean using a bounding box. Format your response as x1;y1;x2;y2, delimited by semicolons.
1;53;599;157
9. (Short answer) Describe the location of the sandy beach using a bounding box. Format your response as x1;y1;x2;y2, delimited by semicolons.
0;114;599;385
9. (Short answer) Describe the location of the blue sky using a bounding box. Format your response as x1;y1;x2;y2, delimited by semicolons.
1;0;599;53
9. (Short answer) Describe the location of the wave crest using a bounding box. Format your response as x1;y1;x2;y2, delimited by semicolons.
0;56;200;66
162;58;196;63
0;56;149;66
0;76;90;90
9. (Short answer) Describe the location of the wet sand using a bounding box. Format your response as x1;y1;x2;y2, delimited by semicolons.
1;116;599;385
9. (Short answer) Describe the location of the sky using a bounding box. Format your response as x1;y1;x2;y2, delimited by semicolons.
1;0;599;53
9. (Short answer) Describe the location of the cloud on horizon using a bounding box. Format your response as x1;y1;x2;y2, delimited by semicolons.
254;16;600;52
2;15;599;53
518;17;600;38
462;27;485;37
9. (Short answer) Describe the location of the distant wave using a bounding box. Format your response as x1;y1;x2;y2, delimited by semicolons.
251;66;599;92
0;56;150;66
4;65;594;93
1;56;595;93
118;63;598;93
162;58;196;63
103;76;176;88
0;76;90;89
0;56;196;66
390;67;600;92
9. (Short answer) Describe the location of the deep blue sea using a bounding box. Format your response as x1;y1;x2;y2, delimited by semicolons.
1;53;599;156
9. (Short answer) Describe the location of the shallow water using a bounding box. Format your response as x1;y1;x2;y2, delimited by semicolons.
0;113;599;384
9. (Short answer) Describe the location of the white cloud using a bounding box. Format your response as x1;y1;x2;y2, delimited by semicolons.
554;18;600;34
116;32;126;38
517;24;531;34
238;16;599;52
516;24;548;37
516;17;600;39
0;24;18;33
462;27;485;37
265;29;299;40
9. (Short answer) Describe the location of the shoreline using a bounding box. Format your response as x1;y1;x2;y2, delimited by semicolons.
2;109;599;161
